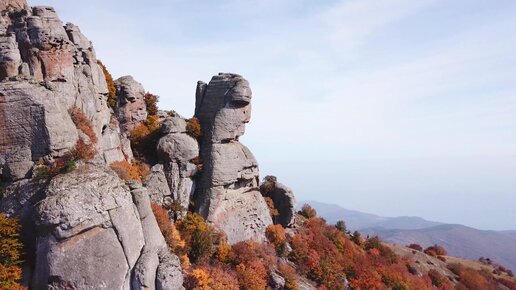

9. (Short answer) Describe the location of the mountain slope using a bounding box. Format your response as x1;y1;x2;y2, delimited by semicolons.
303;200;516;272
361;224;516;272
302;200;442;230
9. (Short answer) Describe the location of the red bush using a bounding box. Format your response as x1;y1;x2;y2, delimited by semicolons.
69;106;97;144
265;224;286;249
236;259;267;290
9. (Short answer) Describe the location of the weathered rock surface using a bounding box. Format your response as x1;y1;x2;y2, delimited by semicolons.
194;73;272;243
156;115;199;218
33;168;144;289
0;0;27;13
29;168;184;290
115;75;147;133
130;181;184;290
263;182;297;227
0;5;128;180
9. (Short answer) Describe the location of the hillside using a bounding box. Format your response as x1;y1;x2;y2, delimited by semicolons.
306;200;516;272
362;224;516;273
1;1;516;289
303;200;442;230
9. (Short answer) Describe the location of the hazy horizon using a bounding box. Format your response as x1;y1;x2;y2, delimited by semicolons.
30;0;516;230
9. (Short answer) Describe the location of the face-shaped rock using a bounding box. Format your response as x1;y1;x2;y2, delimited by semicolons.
194;73;272;243
196;73;253;142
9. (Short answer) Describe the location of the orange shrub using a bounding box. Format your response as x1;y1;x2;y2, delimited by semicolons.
69;106;97;144
216;240;231;263
0;214;23;289
186;117;202;139
266;224;286;249
97;60;116;109
204;264;239;290
69;139;96;161
264;197;279;219
236;260;267;290
176;213;215;264
144;93;159;116
186;268;212;290
110;160;141;182
279;263;299;290
129;116;161;162
299;204;317;219
151;203;184;253
230;241;277;272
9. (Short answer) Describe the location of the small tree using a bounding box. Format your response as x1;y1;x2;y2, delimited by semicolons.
186;117;202;140
299;204;317;219
351;230;362;246
0;214;23;289
143;92;159;116
335;220;347;233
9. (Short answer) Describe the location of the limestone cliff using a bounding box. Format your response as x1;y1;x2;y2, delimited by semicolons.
0;1;298;289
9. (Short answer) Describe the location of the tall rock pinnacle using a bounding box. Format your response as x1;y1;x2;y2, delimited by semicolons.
194;73;273;244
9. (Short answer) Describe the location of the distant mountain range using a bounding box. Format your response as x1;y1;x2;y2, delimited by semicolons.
302;200;516;272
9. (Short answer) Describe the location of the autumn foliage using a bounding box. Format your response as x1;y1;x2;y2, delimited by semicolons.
299;204;317;219
109;160;149;182
186;117;202;139
0;214;23;290
424;244;448;257
144;93;159;116
69;106;98;144
97;60;117;109
130;115;161;162
151;203;185;253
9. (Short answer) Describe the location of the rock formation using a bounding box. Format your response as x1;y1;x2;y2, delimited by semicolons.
193;73;273;243
0;3;128;181
0;3;184;289
261;177;297;228
156;115;199;219
115;75;148;133
0;1;297;288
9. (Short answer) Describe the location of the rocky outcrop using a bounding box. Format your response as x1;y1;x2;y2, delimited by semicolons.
115;75;147;133
0;0;28;13
156;115;199;219
0;5;128;180
261;177;297;228
32;168;144;289
193;73;272;243
31;168;183;290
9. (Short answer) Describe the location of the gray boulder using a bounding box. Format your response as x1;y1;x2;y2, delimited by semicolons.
115;76;147;133
193;73;272;243
156;115;199;219
32;168;145;289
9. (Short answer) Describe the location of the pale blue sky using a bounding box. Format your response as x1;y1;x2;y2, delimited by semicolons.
30;0;516;230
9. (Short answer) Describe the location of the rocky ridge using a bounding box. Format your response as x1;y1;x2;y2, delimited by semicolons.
0;1;296;289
